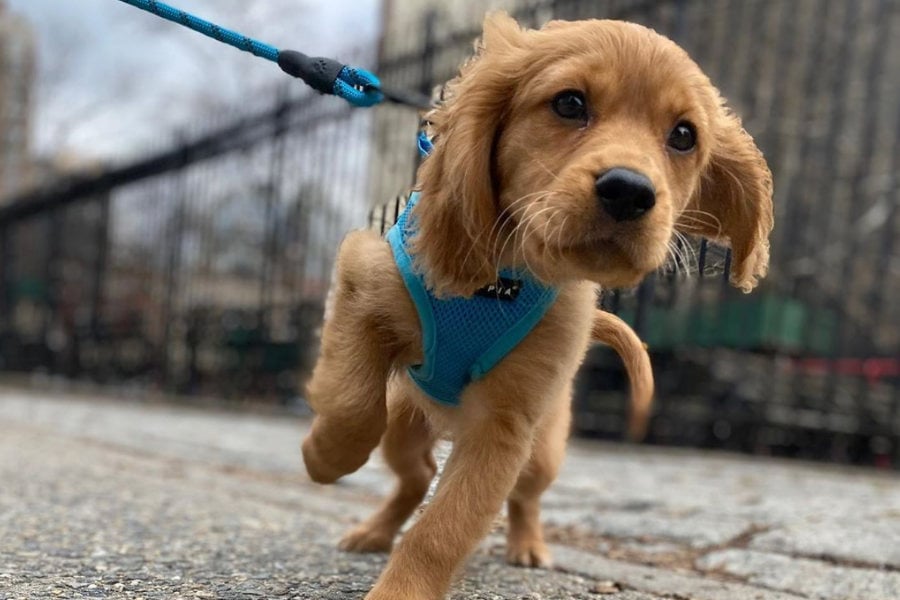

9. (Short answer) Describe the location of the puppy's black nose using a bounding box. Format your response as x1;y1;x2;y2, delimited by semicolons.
595;168;656;222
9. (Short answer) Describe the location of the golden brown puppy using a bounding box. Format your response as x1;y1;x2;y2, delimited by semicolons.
302;14;773;600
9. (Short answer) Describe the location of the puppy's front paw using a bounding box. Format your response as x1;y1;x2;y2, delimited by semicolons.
506;538;553;568
302;416;376;483
301;435;342;484
364;584;424;600
303;432;368;484
363;590;401;600
339;523;394;553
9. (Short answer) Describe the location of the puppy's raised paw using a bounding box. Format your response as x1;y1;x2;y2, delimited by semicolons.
339;523;394;553
301;416;374;484
506;538;553;568
301;434;344;484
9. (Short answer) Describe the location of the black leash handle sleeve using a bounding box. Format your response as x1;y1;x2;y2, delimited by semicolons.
277;50;344;95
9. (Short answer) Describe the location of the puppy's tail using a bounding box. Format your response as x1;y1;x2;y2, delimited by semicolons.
591;309;654;441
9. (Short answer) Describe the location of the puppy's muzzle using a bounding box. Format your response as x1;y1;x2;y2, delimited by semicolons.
595;168;656;222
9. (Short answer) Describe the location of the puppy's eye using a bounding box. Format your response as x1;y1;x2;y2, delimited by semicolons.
552;90;588;121
667;121;697;153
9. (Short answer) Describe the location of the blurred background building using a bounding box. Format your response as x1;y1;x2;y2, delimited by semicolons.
0;0;897;468
0;0;36;200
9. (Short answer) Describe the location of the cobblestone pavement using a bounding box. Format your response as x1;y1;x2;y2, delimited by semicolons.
1;388;898;599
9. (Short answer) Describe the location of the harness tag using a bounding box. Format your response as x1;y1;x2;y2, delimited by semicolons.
475;277;522;301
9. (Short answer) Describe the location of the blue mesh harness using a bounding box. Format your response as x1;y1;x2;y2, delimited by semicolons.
387;192;559;406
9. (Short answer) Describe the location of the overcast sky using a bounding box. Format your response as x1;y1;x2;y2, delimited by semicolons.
8;0;381;162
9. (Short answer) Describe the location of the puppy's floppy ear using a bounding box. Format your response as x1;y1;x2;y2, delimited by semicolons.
679;101;774;293
479;10;525;49
411;12;525;297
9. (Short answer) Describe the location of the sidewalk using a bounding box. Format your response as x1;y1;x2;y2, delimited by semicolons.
0;388;898;599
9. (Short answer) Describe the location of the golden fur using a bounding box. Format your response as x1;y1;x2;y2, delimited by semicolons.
301;14;773;600
590;308;654;440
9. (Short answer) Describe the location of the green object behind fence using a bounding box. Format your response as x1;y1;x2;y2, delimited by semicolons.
618;292;836;354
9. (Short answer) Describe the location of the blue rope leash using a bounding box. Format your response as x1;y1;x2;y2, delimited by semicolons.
116;0;430;110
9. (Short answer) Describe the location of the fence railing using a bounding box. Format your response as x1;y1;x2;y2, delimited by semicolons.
0;87;373;399
0;0;898;467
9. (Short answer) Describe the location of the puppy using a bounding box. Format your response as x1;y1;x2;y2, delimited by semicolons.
302;14;773;600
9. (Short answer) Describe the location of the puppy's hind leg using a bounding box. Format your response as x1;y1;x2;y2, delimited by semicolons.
302;232;396;484
340;378;437;553
506;385;572;568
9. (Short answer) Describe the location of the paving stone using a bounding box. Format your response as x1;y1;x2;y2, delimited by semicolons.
551;545;804;600
697;549;900;600
546;507;753;548
750;521;900;568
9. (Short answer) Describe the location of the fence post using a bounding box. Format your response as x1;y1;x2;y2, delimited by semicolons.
160;135;190;391
42;211;63;372
0;225;10;368
821;0;889;420
420;10;438;98
633;276;655;338
89;196;110;352
258;84;291;340
409;9;439;183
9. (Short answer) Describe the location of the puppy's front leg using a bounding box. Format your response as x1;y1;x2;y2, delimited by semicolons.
302;309;391;483
302;232;398;483
366;406;534;600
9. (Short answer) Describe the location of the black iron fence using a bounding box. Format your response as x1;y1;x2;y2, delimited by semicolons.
0;89;373;400
0;0;898;467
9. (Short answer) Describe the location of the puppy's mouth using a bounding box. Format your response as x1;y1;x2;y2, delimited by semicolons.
557;228;616;251
510;191;670;281
557;234;636;266
537;223;668;280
